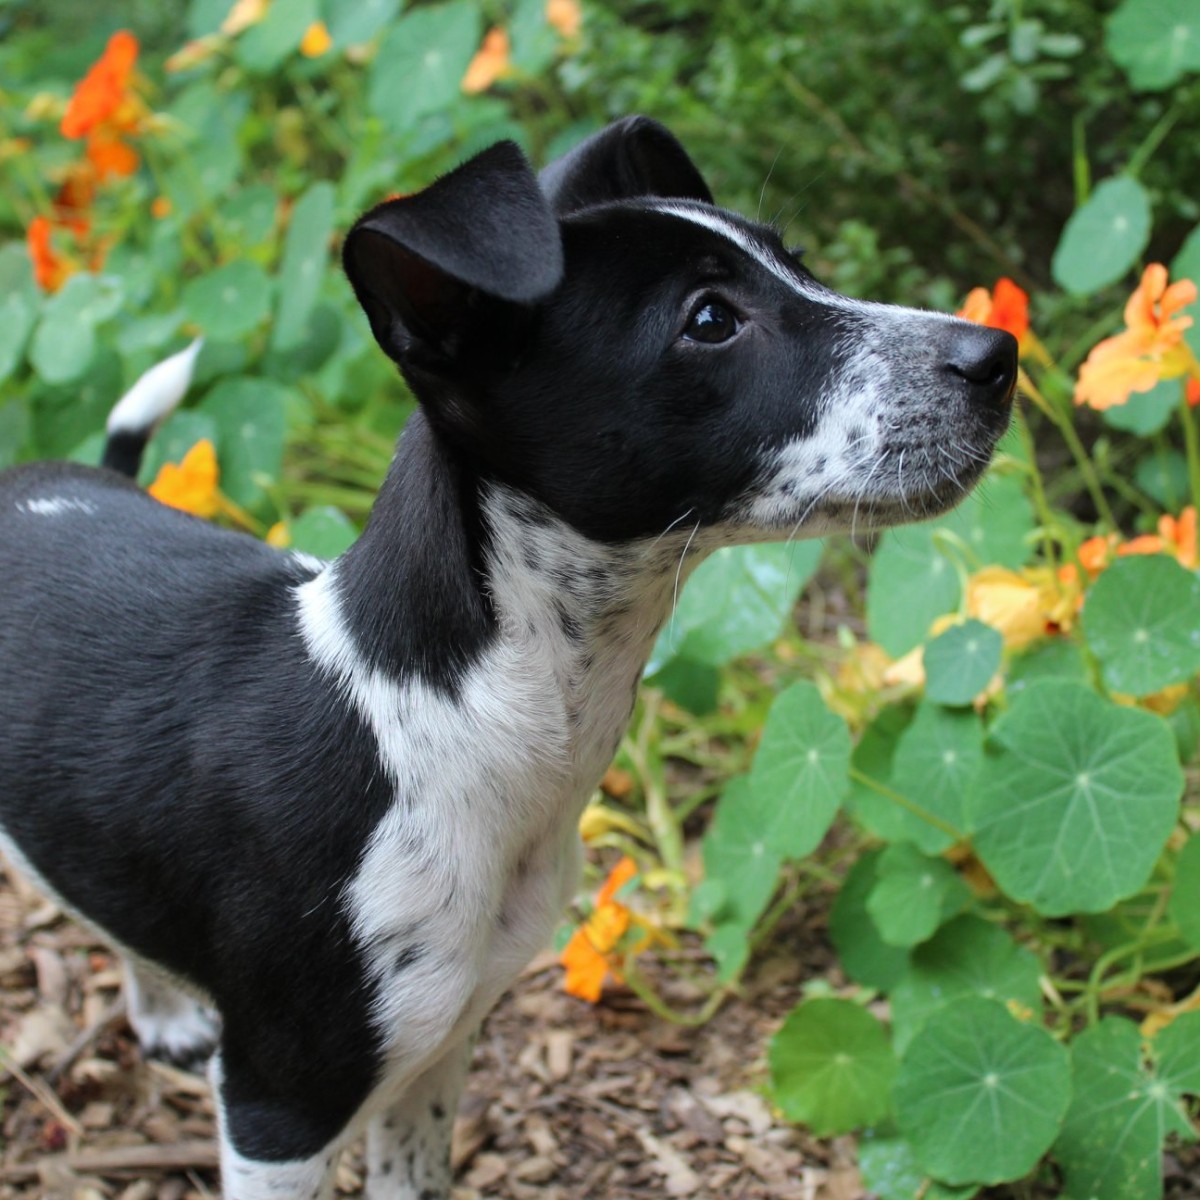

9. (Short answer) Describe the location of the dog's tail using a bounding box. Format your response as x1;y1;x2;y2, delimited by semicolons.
102;338;204;478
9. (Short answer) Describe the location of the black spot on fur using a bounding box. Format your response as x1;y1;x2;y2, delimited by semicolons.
431;1101;446;1120
381;1158;394;1175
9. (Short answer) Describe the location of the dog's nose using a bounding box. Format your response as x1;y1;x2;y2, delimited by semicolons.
944;326;1018;407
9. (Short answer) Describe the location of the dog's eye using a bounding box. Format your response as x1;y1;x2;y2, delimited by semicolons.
683;300;738;344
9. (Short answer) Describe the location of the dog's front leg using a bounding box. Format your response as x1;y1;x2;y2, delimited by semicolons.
365;1035;475;1200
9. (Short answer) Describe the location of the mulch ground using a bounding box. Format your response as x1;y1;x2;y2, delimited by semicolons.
2;858;1198;1200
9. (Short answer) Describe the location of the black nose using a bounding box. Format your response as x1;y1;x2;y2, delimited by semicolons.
944;326;1018;407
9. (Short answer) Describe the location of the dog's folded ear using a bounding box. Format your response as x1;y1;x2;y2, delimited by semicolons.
539;115;713;214
343;141;563;366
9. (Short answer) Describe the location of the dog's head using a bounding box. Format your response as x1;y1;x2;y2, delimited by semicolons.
343;117;1015;545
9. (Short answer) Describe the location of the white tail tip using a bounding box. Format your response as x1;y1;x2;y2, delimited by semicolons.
105;337;205;436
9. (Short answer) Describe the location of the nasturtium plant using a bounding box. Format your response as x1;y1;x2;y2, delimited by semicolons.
893;998;1071;1186
828;850;911;992
1106;0;1200;90
1051;175;1153;296
1054;1014;1200;1200
865;843;972;948
769;998;897;1135
922;619;1002;706
857;1135;980;1200
1169;835;1200;953
1081;554;1200;695
969;681;1184;915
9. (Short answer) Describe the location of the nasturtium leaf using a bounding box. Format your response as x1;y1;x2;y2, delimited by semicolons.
1006;636;1087;694
857;1135;979;1200
970;681;1183;916
511;0;560;73
894;997;1071;1186
272;183;336;353
187;0;235;37
1106;0;1200;91
705;921;750;983
650;655;721;716
0;292;35;383
369;2;481;131
829;850;911;991
885;703;983;853
183;262;273;343
325;0;402;47
236;0;318;72
749;681;851;859
287;506;358;559
0;399;30;469
138;412;221;488
199;377;291;510
769;998;897;1135
1157;1008;1200;1095
888;916;1043;1054
866;843;971;948
1135;448;1190;510
845;704;917;842
923;619;1003;707
1081;555;1200;696
867;474;1032;656
219;185;279;246
647;541;821;672
1102;375;1180;436
31;349;122;458
1051;176;1153;296
30;273;124;386
701;775;783;931
1169;835;1200;953
1054;1016;1198;1200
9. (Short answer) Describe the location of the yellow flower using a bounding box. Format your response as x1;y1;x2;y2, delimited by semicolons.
300;21;333;57
221;0;270;36
266;521;291;548
1075;264;1199;410
147;439;220;518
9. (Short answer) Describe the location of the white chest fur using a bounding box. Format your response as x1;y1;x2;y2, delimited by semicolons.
294;486;688;1088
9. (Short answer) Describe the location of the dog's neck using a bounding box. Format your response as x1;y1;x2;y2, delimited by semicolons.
332;410;697;773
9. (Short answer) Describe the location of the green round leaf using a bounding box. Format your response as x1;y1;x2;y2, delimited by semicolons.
1054;1016;1198;1200
287;506;359;559
923;619;1003;706
970;681;1183;916
199;377;292;509
886;703;983;853
868;474;1032;656
1169;834;1200;953
1081;555;1200;695
1101;375;1181;436
889;916;1043;1055
770;998;897;1135
30;273;124;386
894;997;1071;1186
272;182;336;353
183;262;273;342
236;0;318;72
829;850;911;992
749;681;851;858
1052;176;1153;296
325;0;402;46
1135;448;1189;510
1106;0;1200;90
866;843;971;948
648;541;821;672
857;1135;979;1200
369;2;482;131
701;775;784;931
0;292;35;383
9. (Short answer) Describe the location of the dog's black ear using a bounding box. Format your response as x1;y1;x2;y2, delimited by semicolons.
539;116;713;214
343;141;563;366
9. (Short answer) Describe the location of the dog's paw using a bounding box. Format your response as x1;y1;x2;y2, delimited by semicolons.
129;996;221;1067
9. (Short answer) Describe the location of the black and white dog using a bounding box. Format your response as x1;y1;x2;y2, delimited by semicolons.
0;118;1014;1198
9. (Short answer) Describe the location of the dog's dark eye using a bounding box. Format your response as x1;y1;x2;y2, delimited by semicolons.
683;300;738;344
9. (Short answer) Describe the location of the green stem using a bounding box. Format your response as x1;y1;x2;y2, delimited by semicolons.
1178;384;1200;515
1126;97;1185;179
847;768;967;844
620;958;729;1026
1047;396;1118;529
1013;406;1059;567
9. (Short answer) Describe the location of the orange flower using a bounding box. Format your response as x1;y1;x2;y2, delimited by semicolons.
462;27;511;94
1189;377;1200;408
1158;506;1197;569
151;196;172;219
148;440;221;518
61;31;139;139
957;278;1030;344
560;856;637;1002
547;0;583;38
26;216;75;292
300;21;333;57
86;128;139;179
1117;533;1166;558
1075;264;1199;410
